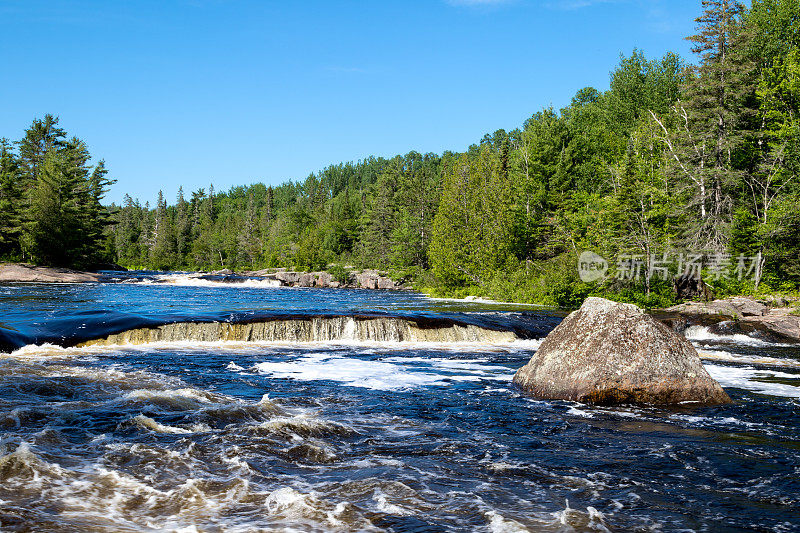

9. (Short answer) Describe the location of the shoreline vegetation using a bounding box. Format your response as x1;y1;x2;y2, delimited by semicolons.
1;1;799;310
3;261;799;343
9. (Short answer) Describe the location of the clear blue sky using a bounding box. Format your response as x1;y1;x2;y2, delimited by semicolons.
1;0;700;204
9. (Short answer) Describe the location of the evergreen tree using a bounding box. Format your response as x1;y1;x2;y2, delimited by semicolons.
150;190;175;268
85;160;116;263
21;149;82;266
17;114;66;186
238;192;260;266
0;139;23;257
175;186;191;264
429;146;514;286
358;166;397;268
390;152;440;269
656;0;753;251
114;194;142;266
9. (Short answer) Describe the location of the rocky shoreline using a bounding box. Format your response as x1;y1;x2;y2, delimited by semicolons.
655;296;800;343
0;263;104;283
3;263;797;341
0;263;406;291
234;268;404;290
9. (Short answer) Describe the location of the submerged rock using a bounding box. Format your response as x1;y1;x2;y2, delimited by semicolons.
513;297;731;406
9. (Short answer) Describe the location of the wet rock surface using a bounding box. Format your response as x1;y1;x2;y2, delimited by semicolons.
514;297;731;406
77;316;518;347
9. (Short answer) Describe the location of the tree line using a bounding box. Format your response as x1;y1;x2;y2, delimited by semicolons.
0;115;114;267
1;0;798;306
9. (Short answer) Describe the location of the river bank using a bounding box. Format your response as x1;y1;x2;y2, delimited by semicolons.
0;263;406;290
0;263;104;283
4;262;799;342
655;295;800;343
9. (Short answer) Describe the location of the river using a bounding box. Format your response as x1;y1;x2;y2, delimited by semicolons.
0;273;798;531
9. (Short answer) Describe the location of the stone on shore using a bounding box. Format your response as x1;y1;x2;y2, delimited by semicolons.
665;297;768;319
236;268;402;290
513;297;731;406
742;308;800;341
660;296;800;342
0;263;102;283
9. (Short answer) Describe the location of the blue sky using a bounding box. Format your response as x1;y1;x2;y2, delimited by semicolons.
1;0;700;204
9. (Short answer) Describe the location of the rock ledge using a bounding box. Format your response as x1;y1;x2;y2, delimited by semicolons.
658;296;800;342
0;263;102;283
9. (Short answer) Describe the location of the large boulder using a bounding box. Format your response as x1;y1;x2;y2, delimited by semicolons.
356;271;379;290
275;271;300;284
742;309;800;342
377;276;396;290
658;296;800;341
728;297;768;317
314;272;332;288
513;297;731;406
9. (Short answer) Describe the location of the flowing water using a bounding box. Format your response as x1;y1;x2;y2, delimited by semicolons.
0;273;798;532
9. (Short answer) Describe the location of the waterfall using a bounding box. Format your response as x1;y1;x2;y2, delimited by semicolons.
77;316;519;347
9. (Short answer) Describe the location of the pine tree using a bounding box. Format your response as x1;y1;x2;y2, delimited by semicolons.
151;190;175;268
429;146;515;286
190;188;206;236
391;152;440;269
84;160;116;264
358;166;397;268
114;194;142;265
21;149;82;266
175;186;191;264
654;0;754;251
0;139;23;257
238;192;260;266
17;114;66;186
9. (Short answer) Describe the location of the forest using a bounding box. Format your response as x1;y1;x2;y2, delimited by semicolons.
1;0;798;307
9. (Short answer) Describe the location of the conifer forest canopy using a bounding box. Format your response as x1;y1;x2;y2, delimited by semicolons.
1;0;799;307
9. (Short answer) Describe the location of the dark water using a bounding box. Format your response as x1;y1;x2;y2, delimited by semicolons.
0;274;798;532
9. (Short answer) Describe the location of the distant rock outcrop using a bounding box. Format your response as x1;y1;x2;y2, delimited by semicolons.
513;297;731;406
0;263;102;283
240;268;404;290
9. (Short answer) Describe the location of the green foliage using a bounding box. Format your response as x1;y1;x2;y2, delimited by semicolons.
328;264;351;285
293;227;330;271
4;1;799;308
429;146;515;286
0;139;23;258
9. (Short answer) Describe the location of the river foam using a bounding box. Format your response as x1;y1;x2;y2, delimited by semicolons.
704;364;800;398
684;325;786;347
